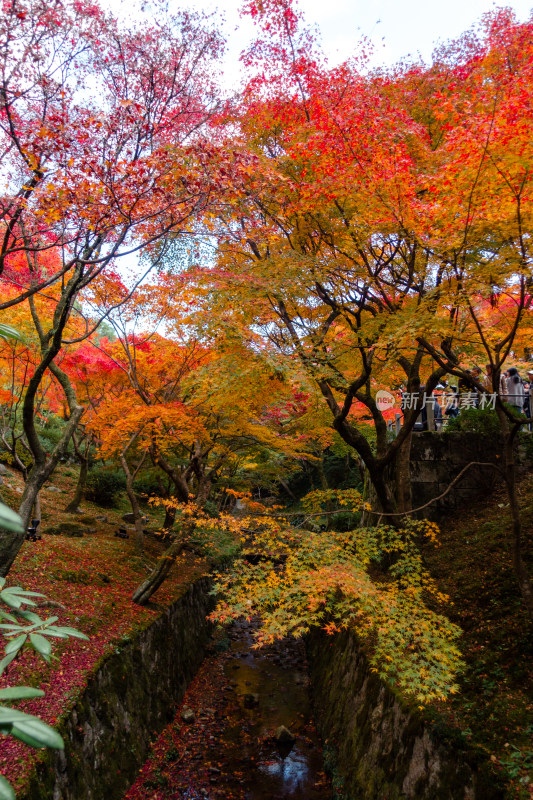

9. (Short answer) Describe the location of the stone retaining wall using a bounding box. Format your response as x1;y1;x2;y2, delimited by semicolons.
22;577;213;800
409;432;531;520
307;628;506;800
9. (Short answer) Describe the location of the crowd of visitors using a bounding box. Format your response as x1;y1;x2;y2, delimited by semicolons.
401;364;533;431
458;364;533;416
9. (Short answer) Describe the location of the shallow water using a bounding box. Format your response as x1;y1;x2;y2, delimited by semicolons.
216;619;331;799
125;618;332;800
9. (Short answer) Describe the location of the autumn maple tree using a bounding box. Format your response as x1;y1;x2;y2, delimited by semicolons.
0;0;223;308
403;9;533;614
0;0;530;709
0;0;227;573
193;0;533;619
210;492;463;704
71;273;315;602
199;0;450;517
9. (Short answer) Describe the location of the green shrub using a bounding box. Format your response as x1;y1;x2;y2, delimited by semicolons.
133;473;161;499
202;499;219;518
518;431;533;462
445;407;501;436
37;413;71;454
0;439;32;471
85;467;126;507
188;524;240;562
329;510;362;532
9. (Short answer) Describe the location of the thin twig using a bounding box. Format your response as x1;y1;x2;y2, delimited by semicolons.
236;460;501;528
370;461;501;518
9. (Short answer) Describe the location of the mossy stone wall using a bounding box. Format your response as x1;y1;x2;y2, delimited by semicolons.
307;628;507;800
22;577;213;800
409;432;531;521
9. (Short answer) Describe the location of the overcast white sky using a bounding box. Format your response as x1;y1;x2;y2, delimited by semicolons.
104;0;533;89
101;0;532;282
201;0;533;87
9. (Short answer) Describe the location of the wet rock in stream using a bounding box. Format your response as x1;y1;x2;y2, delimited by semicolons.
125;618;332;800
274;726;296;745
243;692;260;708
181;707;196;724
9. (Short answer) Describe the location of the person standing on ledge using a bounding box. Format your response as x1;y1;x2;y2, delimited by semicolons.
506;367;525;415
526;369;533;429
500;369;510;404
483;364;494;393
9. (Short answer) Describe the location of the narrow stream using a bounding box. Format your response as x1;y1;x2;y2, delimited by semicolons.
126;619;332;800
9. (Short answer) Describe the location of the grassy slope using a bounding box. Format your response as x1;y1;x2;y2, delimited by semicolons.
424;470;533;799
0;464;209;793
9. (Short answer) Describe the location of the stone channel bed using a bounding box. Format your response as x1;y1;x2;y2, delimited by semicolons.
124;618;332;800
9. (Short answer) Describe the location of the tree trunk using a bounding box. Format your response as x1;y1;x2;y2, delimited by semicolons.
368;463;397;516
32;492;41;525
0;403;84;577
394;431;413;514
149;445;190;504
0;283;86;575
502;426;533;618
278;478;296;501
65;456;88;513
195;477;212;508
0;432;29;479
16;399;83;536
316;458;336;529
163;505;177;530
2;462;47;575
359;461;398;527
331;414;399;521
120;454;144;555
132;537;187;605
